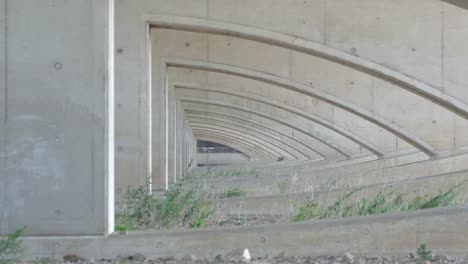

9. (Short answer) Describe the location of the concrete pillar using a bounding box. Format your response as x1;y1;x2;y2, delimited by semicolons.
0;0;114;235
167;85;176;184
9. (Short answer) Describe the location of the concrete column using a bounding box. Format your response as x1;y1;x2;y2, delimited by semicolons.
176;100;184;180
0;0;6;235
1;0;114;235
166;85;176;184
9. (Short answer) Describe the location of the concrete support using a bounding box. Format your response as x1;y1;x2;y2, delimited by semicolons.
0;0;114;235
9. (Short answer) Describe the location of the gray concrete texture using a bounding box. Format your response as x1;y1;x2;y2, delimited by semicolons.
1;0;114;235
2;0;468;238
21;205;468;260
112;0;468;192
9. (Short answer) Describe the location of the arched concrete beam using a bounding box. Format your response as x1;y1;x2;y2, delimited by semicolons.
188;118;310;159
194;136;264;161
186;113;323;159
194;129;286;160
148;14;468;120
164;58;438;158
191;124;299;160
194;132;278;160
194;133;268;160
175;84;383;158
185;109;348;163
181;98;352;159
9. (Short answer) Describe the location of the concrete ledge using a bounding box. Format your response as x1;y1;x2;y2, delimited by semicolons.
22;205;468;260
215;169;468;215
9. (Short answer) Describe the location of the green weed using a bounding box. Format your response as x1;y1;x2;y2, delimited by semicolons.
217;188;247;199
0;227;25;264
116;180;214;230
284;184;464;222
417;243;433;263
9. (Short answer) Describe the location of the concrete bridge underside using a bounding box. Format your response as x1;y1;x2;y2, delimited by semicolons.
1;0;468;238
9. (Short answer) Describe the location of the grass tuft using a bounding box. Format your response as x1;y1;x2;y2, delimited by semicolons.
283;183;464;222
116;180;214;230
0;227;25;264
217;188;247;199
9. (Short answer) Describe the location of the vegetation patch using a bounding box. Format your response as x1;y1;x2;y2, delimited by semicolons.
417;243;433;264
217;187;247;199
116;181;214;230
281;183;464;222
0;228;25;264
184;167;258;181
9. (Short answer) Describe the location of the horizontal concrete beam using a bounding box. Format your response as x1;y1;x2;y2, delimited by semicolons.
22;205;468;259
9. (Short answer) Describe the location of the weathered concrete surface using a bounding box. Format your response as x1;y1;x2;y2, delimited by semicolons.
186;153;468;197
115;0;468;190
21;205;468;260
0;0;114;235
215;169;468;216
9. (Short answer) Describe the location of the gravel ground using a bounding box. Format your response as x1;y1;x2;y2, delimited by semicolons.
25;252;468;264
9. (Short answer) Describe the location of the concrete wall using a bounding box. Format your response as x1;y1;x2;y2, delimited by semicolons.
0;0;114;235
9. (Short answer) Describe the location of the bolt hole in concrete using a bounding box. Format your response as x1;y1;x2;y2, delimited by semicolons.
54;62;62;70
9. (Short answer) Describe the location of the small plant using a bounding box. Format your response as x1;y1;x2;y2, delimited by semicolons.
0;227;25;264
34;257;53;264
115;179;214;230
218;188;247;199
114;224;129;232
417;243;432;263
284;183;464;223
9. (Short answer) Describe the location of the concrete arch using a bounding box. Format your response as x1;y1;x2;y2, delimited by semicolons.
191;124;300;160
148;14;468;119
186;112;323;159
175;83;384;157
188;117;312;159
164;58;439;157
194;136;266;161
195;134;269;160
195;136;263;161
194;131;280;160
194;128;289;159
181;98;355;159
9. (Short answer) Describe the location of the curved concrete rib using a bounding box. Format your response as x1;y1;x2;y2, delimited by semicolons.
188;118;311;159
195;133;270;160
194;131;280;160
194;135;266;160
194;136;265;160
182;98;357;159
186;113;323;159
194;128;288;159
175;84;383;158
191;124;299;160
149;14;468;120
165;58;439;157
